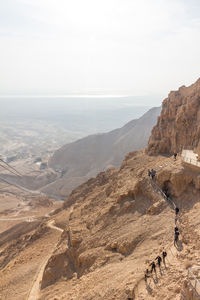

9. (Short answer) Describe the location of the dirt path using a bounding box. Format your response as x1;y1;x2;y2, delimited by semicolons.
133;210;200;300
133;242;179;299
26;220;63;300
47;220;63;232
133;208;182;299
0;216;35;221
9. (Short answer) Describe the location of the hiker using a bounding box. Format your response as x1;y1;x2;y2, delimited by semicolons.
148;169;151;177
174;153;177;160
174;226;179;233
175;207;179;215
162;251;167;264
149;261;156;273
163;187;170;199
175;215;178;224
144;269;150;283
155;255;162;268
151;169;156;180
174;230;180;245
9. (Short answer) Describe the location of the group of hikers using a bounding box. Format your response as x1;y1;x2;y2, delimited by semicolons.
127;207;181;299
127;154;180;299
174;206;180;245
143;206;180;286
144;250;167;282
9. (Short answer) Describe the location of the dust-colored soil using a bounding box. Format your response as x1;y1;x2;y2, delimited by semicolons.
1;152;200;300
27;221;64;300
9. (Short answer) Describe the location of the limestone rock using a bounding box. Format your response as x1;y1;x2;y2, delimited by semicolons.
146;78;200;155
195;175;200;189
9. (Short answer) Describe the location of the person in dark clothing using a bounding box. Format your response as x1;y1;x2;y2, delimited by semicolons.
174;153;177;160
149;261;156;273
174;226;179;233
155;256;162;268
163;187;170;199
175;207;179;215
162;251;167;264
144;269;150;283
174;230;180;245
151;169;156;180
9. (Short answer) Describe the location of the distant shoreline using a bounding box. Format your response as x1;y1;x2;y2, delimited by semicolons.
0;95;132;98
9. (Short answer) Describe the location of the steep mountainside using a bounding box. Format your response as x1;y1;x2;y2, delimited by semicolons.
1;150;200;300
43;107;161;198
147;78;200;155
40;152;200;300
1;80;200;300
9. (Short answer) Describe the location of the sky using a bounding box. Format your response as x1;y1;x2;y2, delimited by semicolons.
0;0;200;98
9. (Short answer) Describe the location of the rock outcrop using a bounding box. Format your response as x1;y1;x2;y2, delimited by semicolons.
146;78;200;155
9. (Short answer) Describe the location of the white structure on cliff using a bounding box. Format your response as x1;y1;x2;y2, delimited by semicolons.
181;150;200;168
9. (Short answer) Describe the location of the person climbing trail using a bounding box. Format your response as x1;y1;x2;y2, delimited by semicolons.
175;207;179;215
149;261;156;273
162;251;167;264
163;187;170;199
155;256;162;268
144;269;150;283
151;169;156;180
175;207;180;224
174;230;180;245
174;226;179;233
174;153;177;160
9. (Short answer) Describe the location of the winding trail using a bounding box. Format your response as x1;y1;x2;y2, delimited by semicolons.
133;243;179;299
0;216;35;221
26;220;64;300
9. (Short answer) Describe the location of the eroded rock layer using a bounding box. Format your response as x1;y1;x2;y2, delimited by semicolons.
147;78;200;155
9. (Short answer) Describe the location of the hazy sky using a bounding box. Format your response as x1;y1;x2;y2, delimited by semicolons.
0;0;200;97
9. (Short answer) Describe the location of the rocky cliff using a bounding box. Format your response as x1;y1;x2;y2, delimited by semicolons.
146;78;200;155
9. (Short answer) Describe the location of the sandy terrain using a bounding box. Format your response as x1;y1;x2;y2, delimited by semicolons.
0;153;199;300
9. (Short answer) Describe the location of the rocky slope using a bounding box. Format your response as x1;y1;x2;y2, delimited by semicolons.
42;107;161;198
39;151;200;300
1;79;200;299
1;151;200;299
147;78;200;155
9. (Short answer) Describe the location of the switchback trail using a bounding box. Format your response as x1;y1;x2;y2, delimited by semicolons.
27;220;64;300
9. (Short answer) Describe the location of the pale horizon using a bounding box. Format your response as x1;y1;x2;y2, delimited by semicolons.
0;0;200;97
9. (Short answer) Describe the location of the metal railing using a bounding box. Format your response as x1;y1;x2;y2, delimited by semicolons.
149;178;176;209
188;266;200;298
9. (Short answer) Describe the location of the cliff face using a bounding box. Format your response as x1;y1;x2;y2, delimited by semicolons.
146;78;200;155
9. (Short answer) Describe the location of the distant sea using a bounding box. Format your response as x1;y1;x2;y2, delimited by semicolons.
0;95;162;134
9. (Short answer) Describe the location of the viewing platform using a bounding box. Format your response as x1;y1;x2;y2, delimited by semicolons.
181;149;200;168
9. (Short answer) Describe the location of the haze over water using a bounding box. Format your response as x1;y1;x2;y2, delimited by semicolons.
0;95;162;134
